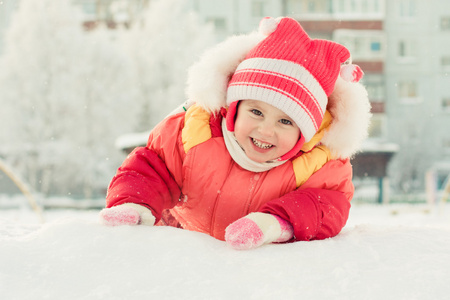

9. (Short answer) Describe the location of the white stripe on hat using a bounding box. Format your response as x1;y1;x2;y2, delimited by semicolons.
230;57;328;115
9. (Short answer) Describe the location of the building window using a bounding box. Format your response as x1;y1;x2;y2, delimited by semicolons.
368;113;387;139
252;1;265;17
441;17;450;30
443;139;450;153
287;0;384;18
370;40;381;52
362;75;385;102
398;80;420;103
442;98;450;112
367;114;386;139
206;18;227;32
361;0;369;13
308;0;332;13
334;0;384;16
398;39;417;63
285;0;302;14
398;0;416;19
442;56;450;70
336;0;345;12
285;0;331;14
334;30;385;60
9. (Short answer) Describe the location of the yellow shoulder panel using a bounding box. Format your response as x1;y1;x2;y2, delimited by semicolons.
300;110;332;153
292;110;334;187
292;145;332;187
182;105;212;153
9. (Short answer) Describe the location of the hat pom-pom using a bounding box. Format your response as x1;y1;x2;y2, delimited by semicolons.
259;17;280;36
340;64;364;83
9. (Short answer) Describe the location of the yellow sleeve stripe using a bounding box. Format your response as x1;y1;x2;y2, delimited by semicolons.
182;105;212;153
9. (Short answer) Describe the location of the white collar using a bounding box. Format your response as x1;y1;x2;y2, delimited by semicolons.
221;119;287;172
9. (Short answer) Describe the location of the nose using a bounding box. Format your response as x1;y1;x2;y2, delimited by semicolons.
258;120;274;137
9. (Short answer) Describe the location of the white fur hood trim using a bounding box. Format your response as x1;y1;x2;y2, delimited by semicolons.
185;31;265;112
323;77;372;159
185;32;372;159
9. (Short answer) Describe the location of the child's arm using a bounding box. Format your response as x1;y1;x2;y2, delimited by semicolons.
101;146;181;225
226;159;353;249
259;188;350;241
100;112;186;226
225;188;349;250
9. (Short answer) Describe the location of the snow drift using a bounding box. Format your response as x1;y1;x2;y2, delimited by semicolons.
1;205;450;299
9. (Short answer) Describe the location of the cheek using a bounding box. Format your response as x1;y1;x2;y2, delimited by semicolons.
280;129;301;150
233;116;250;144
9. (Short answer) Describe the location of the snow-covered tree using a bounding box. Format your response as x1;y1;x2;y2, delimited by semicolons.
0;0;137;197
0;0;215;198
121;0;215;131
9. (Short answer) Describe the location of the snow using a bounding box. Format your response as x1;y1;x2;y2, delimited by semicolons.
114;131;149;150
1;203;450;299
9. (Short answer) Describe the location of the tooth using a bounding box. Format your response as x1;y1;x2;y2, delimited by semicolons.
252;138;272;149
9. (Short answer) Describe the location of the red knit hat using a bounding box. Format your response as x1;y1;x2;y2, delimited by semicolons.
226;17;355;160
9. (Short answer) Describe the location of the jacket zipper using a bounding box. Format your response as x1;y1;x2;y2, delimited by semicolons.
210;161;235;238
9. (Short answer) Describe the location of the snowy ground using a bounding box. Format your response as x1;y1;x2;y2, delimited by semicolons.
1;201;450;300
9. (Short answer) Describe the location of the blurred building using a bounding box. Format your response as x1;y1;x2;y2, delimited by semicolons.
383;0;450;195
186;0;450;201
78;0;450;200
282;0;394;202
186;0;394;202
1;0;449;200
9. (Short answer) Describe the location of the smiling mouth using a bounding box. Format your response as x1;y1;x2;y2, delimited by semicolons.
251;138;274;149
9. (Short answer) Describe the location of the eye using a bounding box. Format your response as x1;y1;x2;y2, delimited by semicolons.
280;119;293;125
251;109;263;116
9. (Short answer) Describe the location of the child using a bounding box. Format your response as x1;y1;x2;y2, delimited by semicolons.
99;17;371;250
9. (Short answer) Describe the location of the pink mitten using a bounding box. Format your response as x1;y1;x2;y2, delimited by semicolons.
225;212;294;250
99;203;155;226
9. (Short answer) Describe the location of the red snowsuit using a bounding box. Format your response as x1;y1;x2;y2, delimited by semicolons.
105;19;371;242
106;104;354;242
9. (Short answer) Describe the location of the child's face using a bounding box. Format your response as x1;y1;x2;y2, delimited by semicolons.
234;100;301;163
